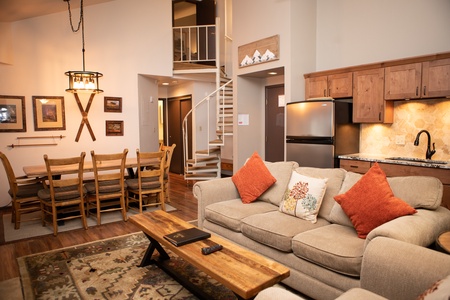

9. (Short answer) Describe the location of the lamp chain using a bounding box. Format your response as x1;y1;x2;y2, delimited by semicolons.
65;0;83;33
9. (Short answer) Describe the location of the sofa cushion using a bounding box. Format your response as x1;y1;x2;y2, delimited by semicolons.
292;224;365;277
329;171;362;227
294;167;346;222
334;163;416;239
205;199;277;232
232;152;276;203
387;176;443;209
241;210;330;252
279;171;328;223
259;161;299;206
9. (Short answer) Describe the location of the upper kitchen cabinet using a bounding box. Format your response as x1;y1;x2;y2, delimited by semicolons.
422;58;450;98
385;63;422;100
305;72;352;99
353;68;393;123
385;58;450;100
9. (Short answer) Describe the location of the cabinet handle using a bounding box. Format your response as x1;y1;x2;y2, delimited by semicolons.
350;165;359;169
324;89;326;97
379;112;381;121
423;86;427;96
329;88;331;96
416;86;419;96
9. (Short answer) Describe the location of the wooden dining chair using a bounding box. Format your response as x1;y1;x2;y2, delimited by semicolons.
161;143;176;203
38;152;88;236
85;149;128;225
126;149;166;213
0;151;46;229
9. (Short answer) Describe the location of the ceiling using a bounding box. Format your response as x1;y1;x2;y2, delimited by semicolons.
0;0;115;22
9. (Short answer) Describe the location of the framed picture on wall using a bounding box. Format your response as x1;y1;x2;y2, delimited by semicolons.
104;97;122;113
106;120;124;136
0;95;26;132
32;96;66;131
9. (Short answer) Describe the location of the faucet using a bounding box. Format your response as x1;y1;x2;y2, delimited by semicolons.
414;130;436;160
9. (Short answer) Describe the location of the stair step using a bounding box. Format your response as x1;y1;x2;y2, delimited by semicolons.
186;165;219;172
186;156;219;164
185;173;219;179
196;147;221;155
209;139;223;145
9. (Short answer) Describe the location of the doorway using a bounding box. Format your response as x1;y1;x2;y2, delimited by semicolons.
167;95;192;174
265;85;285;162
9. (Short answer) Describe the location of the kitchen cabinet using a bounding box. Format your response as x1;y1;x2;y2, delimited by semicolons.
353;68;393;123
385;58;450;100
305;72;352;99
340;159;450;210
422;58;450;98
385;63;422;100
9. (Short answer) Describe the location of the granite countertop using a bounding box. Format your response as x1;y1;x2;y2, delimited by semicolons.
338;153;450;170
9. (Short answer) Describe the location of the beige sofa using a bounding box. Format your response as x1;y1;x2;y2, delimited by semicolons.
193;161;450;300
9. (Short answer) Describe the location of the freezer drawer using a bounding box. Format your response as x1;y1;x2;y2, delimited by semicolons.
286;142;334;168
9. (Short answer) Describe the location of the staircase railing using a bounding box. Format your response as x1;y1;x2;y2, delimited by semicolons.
182;79;233;179
173;24;216;63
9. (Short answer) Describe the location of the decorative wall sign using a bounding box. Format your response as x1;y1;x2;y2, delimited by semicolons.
0;95;26;132
106;120;124;136
238;35;279;68
32;96;66;131
104;97;122;113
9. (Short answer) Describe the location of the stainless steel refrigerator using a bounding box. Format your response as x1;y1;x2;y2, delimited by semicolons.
286;99;360;168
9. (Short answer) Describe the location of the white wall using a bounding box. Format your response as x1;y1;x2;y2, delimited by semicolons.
0;0;173;207
316;0;450;70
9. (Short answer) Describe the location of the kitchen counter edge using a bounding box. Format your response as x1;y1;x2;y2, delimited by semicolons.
338;154;450;170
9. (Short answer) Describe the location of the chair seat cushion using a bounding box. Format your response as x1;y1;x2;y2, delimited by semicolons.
9;183;43;198
85;180;126;194
126;177;161;190
38;186;87;201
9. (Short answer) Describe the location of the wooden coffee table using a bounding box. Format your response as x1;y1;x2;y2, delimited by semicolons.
129;210;290;300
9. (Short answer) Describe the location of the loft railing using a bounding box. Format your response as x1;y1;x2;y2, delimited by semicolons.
173;25;216;63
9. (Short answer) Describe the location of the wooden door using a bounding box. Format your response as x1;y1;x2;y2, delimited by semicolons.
305;76;328;99
328;72;353;98
422;58;450;98
265;85;285;162
353;68;393;123
385;63;422;100
167;95;192;174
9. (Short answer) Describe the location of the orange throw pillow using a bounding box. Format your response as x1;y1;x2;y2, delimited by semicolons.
232;152;277;204
334;162;416;238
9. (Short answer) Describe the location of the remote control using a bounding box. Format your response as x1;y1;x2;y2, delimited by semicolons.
201;244;223;255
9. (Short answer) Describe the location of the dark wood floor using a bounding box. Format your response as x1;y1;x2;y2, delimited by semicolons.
0;173;197;282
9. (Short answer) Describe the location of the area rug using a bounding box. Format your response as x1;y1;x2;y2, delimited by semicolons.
3;204;176;242
18;232;236;300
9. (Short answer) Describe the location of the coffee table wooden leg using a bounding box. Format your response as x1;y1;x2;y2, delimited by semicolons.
139;233;170;267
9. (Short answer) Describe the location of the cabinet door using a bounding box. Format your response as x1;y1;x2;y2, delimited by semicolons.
353;68;393;123
385;63;422;100
422;58;450;98
328;72;353;98
305;76;328;99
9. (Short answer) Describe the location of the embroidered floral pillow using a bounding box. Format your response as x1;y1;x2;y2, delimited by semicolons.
279;171;328;223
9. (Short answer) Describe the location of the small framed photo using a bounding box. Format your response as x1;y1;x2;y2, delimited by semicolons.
0;95;26;132
104;97;122;113
32;96;66;131
106;120;124;136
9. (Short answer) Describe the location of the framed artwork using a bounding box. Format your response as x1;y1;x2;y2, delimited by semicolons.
104;97;122;113
0;95;26;132
106;120;124;136
32;96;66;131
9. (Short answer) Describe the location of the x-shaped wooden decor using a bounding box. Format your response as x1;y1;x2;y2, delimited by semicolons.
74;92;96;142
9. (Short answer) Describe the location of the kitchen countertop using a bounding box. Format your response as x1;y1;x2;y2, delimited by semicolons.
339;153;450;170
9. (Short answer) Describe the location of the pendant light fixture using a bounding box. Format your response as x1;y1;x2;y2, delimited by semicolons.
64;0;103;94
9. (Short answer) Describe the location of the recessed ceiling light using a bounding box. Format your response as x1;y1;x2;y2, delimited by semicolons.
162;82;169;86
268;72;277;75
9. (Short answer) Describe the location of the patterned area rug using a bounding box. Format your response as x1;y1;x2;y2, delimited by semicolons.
18;232;237;299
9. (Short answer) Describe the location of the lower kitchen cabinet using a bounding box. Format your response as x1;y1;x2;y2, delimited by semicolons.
340;159;450;210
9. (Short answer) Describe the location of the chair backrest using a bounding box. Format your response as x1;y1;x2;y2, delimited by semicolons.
44;152;86;198
0;151;17;194
161;144;176;175
90;148;128;192
136;149;166;189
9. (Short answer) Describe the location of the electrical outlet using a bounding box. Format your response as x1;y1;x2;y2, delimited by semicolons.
395;135;405;145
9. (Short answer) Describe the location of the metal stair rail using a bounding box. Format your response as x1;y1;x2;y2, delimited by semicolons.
182;79;233;181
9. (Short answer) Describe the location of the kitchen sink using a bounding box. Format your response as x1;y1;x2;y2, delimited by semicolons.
385;157;448;165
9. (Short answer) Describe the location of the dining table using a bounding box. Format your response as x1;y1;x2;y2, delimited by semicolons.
23;157;159;179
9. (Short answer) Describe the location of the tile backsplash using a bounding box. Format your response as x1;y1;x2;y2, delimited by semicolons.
360;99;450;160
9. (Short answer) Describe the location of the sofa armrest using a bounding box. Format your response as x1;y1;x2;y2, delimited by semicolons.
335;288;387;300
361;237;450;300
193;177;240;228
365;207;450;247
